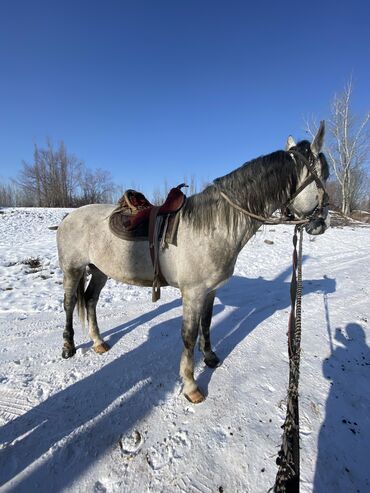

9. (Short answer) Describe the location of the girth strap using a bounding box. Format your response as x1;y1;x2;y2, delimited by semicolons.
148;206;168;302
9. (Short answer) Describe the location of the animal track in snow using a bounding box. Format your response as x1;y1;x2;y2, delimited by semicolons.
0;390;36;421
0;388;59;427
177;471;215;493
146;430;191;470
93;480;109;493
119;430;144;458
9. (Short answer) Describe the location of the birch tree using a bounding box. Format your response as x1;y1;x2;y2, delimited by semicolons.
306;80;370;215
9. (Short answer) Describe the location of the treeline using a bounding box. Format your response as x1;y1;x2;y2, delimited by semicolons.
1;123;370;212
0;140;201;208
0;140;115;207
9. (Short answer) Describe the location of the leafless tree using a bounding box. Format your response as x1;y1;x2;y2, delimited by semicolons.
78;168;115;205
183;175;198;196
324;180;341;210
112;184;127;203
151;186;164;205
151;179;170;205
15;140;116;207
0;182;14;206
306;79;370;215
16;140;82;207
0;181;30;207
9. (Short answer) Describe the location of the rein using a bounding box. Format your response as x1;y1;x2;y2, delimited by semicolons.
218;148;323;490
218;149;328;226
219;191;309;225
272;225;303;492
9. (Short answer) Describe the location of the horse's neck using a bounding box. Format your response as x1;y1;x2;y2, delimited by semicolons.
182;156;295;259
239;169;292;217
217;162;294;248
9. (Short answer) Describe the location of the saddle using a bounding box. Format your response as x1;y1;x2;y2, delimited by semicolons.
109;184;187;301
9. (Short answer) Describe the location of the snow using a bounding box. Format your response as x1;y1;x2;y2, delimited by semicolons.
0;207;369;493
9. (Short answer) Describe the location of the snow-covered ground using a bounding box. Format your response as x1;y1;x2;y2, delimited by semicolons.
0;208;369;493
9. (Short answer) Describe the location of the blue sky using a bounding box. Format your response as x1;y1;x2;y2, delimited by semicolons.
0;0;369;196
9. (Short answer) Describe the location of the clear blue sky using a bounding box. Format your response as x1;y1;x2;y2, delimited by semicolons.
0;0;369;196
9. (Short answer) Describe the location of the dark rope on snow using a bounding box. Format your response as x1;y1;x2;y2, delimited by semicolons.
272;225;303;493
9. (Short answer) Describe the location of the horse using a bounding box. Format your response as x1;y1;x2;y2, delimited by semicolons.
57;122;329;403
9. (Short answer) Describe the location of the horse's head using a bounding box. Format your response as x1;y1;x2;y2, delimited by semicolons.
285;121;330;235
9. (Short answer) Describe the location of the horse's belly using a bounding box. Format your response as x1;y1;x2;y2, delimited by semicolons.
89;239;156;286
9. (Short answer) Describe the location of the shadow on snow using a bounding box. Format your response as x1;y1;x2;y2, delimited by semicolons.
0;264;335;492
314;322;370;492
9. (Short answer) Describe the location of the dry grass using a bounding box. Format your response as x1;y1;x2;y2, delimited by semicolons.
22;257;42;269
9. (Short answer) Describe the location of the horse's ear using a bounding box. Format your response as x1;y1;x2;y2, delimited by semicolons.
285;135;296;151
311;120;325;155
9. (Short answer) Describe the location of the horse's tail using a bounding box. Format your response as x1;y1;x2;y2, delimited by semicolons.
76;269;87;329
48;214;70;231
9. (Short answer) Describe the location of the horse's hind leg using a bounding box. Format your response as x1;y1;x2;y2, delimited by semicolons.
84;265;109;353
62;268;84;359
199;291;220;368
180;290;207;404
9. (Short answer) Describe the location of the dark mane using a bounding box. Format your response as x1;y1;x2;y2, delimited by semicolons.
182;142;313;231
319;152;330;180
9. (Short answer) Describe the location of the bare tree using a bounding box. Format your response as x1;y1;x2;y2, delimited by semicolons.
151;186;164;205
183;175;198;196
324;180;342;210
78;168;115;205
152;179;170;205
0;180;33;207
151;175;202;204
0;182;14;206
16;140;83;207
306;79;370;215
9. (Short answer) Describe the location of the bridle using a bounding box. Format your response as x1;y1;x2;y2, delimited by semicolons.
285;148;329;220
218;149;329;226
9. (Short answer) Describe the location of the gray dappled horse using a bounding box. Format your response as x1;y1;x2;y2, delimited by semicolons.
57;123;329;403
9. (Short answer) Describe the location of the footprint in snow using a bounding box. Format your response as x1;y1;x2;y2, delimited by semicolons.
93;481;107;493
146;431;191;470
119;430;144;458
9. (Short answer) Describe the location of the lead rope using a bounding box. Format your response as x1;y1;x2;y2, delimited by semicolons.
272;225;303;493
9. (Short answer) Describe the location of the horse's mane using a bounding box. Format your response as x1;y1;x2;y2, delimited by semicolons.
182;141;326;231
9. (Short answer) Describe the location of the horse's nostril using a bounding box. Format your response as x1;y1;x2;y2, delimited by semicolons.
305;218;326;236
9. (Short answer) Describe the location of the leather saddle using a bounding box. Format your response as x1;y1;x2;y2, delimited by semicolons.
108;184;187;302
109;184;186;241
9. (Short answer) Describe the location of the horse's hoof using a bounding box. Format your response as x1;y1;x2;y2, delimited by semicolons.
62;346;76;359
204;352;221;368
94;342;110;354
184;388;205;404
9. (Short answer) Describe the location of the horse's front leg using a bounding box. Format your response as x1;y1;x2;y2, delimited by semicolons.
180;290;207;403
199;290;221;368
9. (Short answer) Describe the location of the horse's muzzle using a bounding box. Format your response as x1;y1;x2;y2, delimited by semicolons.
305;211;330;235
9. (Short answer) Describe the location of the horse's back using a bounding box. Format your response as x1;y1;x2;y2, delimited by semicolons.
57;204;115;271
56;202;233;290
57;204;157;284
